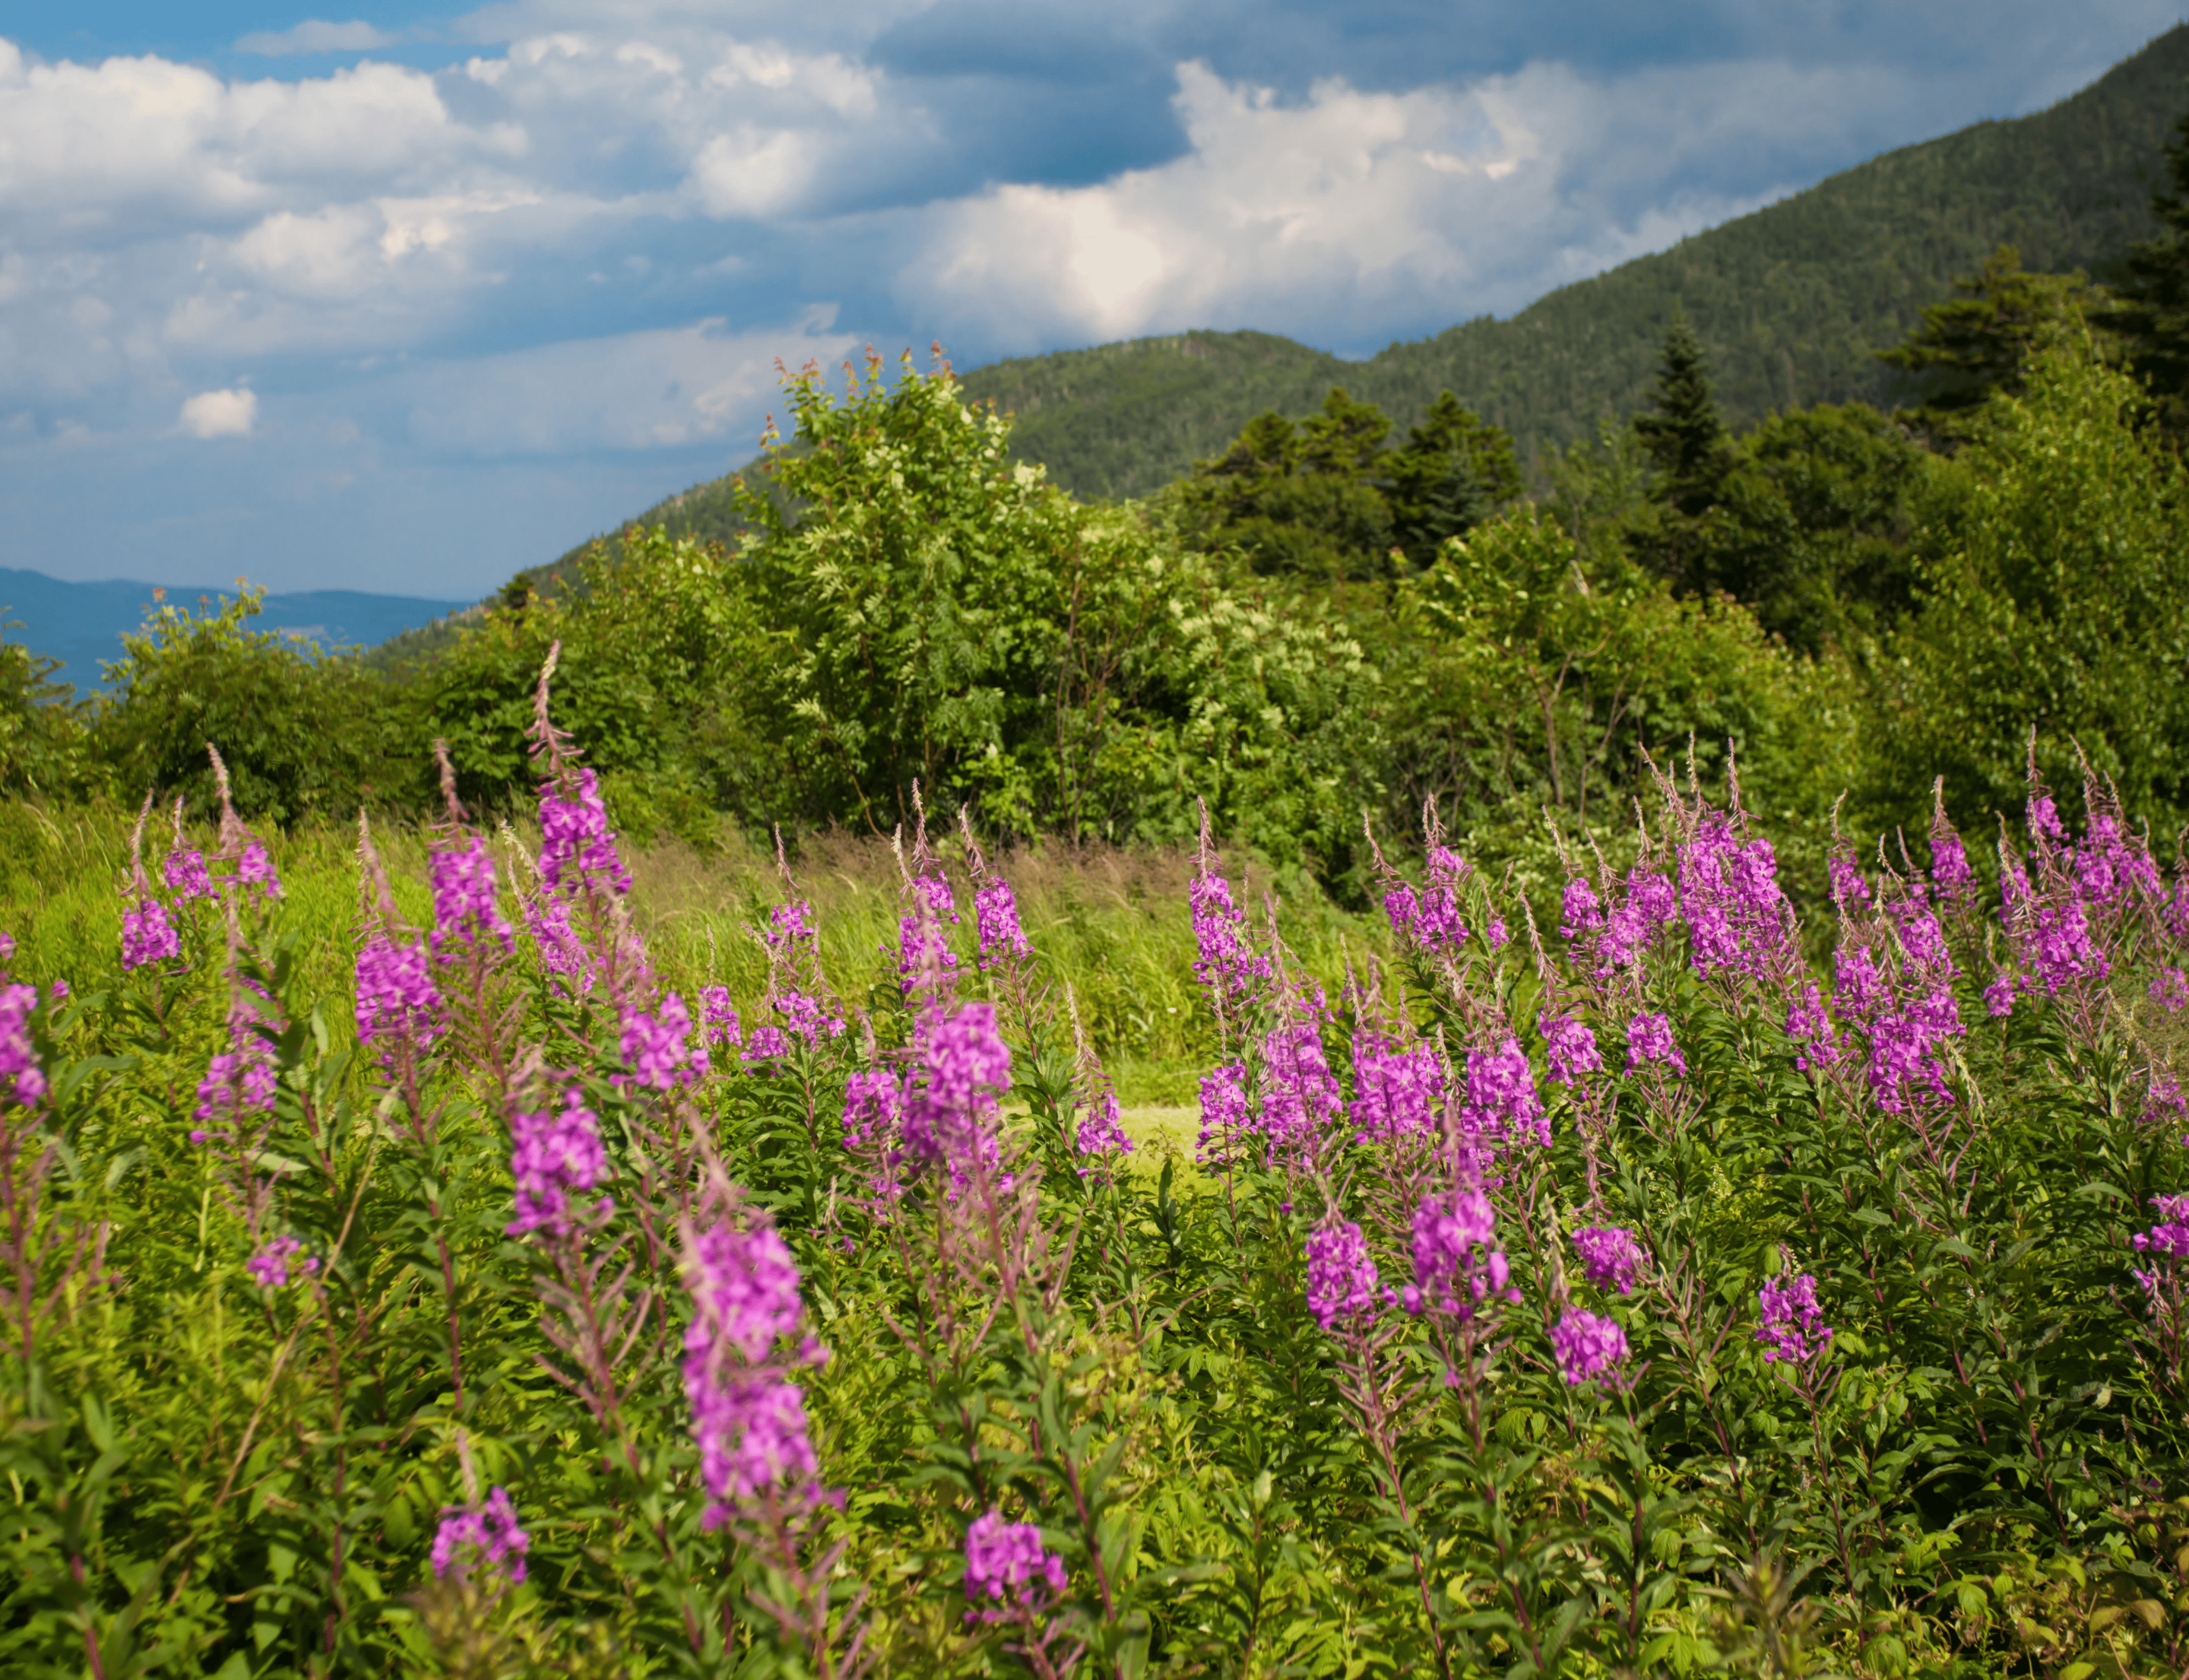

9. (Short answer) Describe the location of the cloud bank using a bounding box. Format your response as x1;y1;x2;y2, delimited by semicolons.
0;0;2178;597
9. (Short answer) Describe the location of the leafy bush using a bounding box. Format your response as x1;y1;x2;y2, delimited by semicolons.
0;626;85;800
2;662;2187;1675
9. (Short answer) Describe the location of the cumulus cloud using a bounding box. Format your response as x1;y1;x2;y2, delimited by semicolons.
236;20;402;56
179;388;258;438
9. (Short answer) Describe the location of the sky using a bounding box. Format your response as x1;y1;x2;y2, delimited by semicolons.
1;1;2182;602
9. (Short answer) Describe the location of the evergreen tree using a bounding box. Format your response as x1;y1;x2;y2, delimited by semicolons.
1633;311;1733;518
1383;392;1523;565
1880;245;2099;430
2102;103;2189;433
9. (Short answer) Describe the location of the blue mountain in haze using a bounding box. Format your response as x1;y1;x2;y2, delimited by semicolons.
0;567;464;693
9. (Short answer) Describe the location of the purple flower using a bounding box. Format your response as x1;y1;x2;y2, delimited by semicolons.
2132;1193;2189;1260
901;1003;1011;1169
121;899;179;971
1931;826;1974;909
1560;877;1605;944
1351;1038;1444;1142
1625;1013;1685;1076
237;838;282;900
699;985;742;1050
1190;870;1271;1007
2027;790;2064;846
524;894;592;991
0;983;44;1107
742;1025;792;1064
1573;1225;1646;1295
1075;1089;1134;1158
246;1234;317;1289
1677;815;1795;984
430;1488;529;1584
1756;1272;1832;1364
430;838;514;955
538;767;629;896
973;878;1031;967
194;1041;277;1136
1865;989;1960;1114
1551;1308;1630;1390
965;1510;1067;1620
1383;882;1420;941
1828;852;1869;910
355;934;442;1054
775;991;844;1048
1406;1189;1506;1317
620;993;708;1091
680;1218;823;1523
1539;1013;1601;1086
2150;969;2189;1014
897;908;958;999
163;848;217;902
505;1090;609;1237
841;1067;904;1150
1407;846;1474;953
1983;973;2016;1018
1784;983;1842;1072
1462;1037;1548;1149
1305;1219;1380;1331
1256;1018;1344;1161
1195;1061;1250;1163
764;899;817;954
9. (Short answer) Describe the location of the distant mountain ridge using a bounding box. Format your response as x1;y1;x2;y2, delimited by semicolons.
571;21;2189;559
0;567;464;692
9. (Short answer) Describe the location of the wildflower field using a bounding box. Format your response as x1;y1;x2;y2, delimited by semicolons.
1;655;2187;1680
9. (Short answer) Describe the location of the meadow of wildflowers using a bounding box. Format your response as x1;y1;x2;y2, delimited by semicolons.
0;651;2185;1678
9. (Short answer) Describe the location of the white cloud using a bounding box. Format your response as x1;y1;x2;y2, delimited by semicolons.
236;20;401;57
179;387;257;438
403;308;856;454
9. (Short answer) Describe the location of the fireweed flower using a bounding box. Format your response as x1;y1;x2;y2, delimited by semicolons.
505;1091;610;1238
430;1488;530;1584
0;982;46;1106
2152;969;2189;1013
1930;826;1975;911
1756;1272;1832;1364
680;1221;824;1524
1463;1037;1548;1150
1075;1089;1134;1159
1831;941;1886;1023
1560;877;1605;944
1257;1017;1344;1163
1866;990;1961;1114
620;993;708;1090
1351;1038;1443;1143
897;908;958;999
524;895;592;993
1828;851;1870;910
1984;972;2017;1018
1784;983;1843;1072
354;934;442;1054
1195;1062;1250;1164
973;876;1031;968
901;1003;1011;1171
1189;870;1270;1008
121;898;180;971
1552;1308;1630;1390
538;766;629;896
1679;813;1795;984
964;1511;1067;1622
246;1235;318;1289
1406;846;1474;953
841;1067;904;1150
163;847;217;902
1406;1189;1513;1317
236;838;282;900
1305;1219;1380;1332
1573;1225;1647;1295
699;986;742;1051
192;1035;277;1143
742;1025;793;1064
1540;1013;1602;1086
430;838;514;955
2133;1194;2189;1260
1625;1013;1686;1076
775;991;844;1048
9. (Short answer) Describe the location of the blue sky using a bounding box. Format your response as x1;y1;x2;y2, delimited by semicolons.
1;1;2181;602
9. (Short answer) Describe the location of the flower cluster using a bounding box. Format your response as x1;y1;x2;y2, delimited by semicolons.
505;1090;609;1238
1573;1225;1646;1295
1592;870;1677;975
1678;813;1795;984
121;898;179;971
1386;845;1475;953
355;934;442;1056
1305;1219;1380;1331
236;838;282;900
0;980;45;1107
1560;876;1605;944
1625;1013;1685;1076
699;985;742;1050
1540;1013;1602;1087
964;1511;1067;1622
681;1220;824;1526
1551;1308;1630;1390
430;838;514;955
1075;1089;1133;1159
973;876;1031;968
1462;1038;1548;1151
1756;1272;1832;1365
1195;1062;1250;1164
163;847;217;902
1351;1037;1443;1142
1784;983;1843;1072
1405;1189;1514;1317
538;767;629;896
2132;1194;2189;1261
192;1031;277;1144
430;1488;530;1584
246;1235;318;1289
1189;870;1269;1008
1256;1016;1344;1164
901;1003;1012;1174
619;994;708;1091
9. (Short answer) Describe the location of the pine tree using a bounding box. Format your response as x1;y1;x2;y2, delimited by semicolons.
1383;392;1522;565
1633;311;1732;518
1881;245;2099;431
2102;106;2189;433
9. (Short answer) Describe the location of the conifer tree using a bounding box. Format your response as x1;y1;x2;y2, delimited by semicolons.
1633;310;1732;517
1879;246;2096;424
2102;106;2189;433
